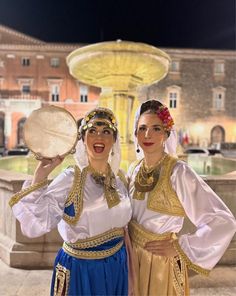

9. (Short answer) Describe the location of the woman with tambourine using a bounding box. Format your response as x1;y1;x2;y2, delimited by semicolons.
9;106;133;296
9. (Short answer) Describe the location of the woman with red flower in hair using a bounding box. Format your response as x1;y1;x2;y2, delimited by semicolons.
128;100;236;296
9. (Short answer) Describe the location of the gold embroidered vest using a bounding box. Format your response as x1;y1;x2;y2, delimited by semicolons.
132;155;186;217
63;165;128;225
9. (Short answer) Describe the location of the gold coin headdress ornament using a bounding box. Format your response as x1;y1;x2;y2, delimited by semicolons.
79;107;117;139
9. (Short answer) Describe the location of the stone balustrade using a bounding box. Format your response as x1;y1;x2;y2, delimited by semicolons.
0;169;235;268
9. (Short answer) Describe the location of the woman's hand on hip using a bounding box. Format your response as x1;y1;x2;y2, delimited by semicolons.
144;238;178;257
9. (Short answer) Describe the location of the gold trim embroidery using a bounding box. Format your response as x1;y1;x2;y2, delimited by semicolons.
9;179;48;207
131;155;186;216
62;166;87;225
64;165;80;207
171;256;186;296
104;167;121;209
68;227;124;249
63;165;122;225
118;170;128;189
54;263;70;296
147;155;186;217
63;240;123;259
173;240;210;276
129;220;174;248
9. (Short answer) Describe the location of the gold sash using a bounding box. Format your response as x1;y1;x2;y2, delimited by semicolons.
63;227;124;260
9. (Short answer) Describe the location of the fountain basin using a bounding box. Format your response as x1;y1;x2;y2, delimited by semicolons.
0;154;235;177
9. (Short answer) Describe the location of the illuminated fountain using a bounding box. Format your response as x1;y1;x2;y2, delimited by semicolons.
66;40;171;168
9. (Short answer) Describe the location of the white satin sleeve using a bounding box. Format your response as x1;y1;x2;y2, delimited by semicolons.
171;161;236;271
11;167;74;238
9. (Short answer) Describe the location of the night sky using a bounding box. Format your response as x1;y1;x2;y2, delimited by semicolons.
0;0;235;50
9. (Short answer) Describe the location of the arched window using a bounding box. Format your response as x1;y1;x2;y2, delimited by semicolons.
211;125;225;146
17;118;26;146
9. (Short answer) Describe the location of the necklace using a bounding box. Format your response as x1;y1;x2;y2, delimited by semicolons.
88;165;107;185
134;153;167;193
88;164;120;208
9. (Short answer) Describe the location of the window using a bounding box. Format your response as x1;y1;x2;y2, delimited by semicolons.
17;78;33;96
22;85;30;94
21;57;30;67
214;93;224;110
80;85;88;102
169;92;177;108
50;58;60;68
214;60;225;75
47;79;62;102
51;85;60;101
212;87;225;110
170;61;180;72
167;86;181;109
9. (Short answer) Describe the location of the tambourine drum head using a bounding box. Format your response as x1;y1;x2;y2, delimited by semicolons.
23;105;78;158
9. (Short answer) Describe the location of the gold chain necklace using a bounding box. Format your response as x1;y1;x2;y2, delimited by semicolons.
88;164;108;185
88;164;121;208
134;154;167;192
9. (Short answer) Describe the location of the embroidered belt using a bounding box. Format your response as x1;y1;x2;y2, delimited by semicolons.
129;219;176;248
63;227;124;259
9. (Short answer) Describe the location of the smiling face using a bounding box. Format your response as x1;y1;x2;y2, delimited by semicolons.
84;120;115;162
136;112;168;155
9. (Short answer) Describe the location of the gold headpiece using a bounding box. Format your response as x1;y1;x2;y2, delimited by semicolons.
81;107;117;132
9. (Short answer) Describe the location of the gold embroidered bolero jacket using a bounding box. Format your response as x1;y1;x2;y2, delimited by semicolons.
130;154;186;217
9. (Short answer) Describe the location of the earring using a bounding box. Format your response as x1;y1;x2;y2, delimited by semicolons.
111;148;114;156
136;145;140;153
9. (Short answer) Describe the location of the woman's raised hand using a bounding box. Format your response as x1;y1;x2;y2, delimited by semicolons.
32;155;64;184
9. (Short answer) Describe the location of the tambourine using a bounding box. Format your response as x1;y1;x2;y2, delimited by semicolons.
23;105;78;159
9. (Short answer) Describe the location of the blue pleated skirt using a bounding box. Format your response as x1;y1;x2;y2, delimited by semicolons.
51;238;128;296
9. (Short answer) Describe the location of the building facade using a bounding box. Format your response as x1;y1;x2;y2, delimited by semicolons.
140;48;236;148
0;24;100;150
0;24;235;151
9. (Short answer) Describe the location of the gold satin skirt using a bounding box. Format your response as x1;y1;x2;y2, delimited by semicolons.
129;220;189;296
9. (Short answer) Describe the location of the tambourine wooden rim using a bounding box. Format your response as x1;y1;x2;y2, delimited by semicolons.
23;105;78;159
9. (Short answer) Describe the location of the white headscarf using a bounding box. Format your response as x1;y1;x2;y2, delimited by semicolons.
133;100;178;159
74;107;121;175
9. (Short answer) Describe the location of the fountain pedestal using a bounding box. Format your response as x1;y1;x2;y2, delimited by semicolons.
0;170;62;268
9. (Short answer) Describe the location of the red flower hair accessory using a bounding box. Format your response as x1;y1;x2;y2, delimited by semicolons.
156;105;174;132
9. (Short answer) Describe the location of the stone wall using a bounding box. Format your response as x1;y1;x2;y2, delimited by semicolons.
0;169;235;268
